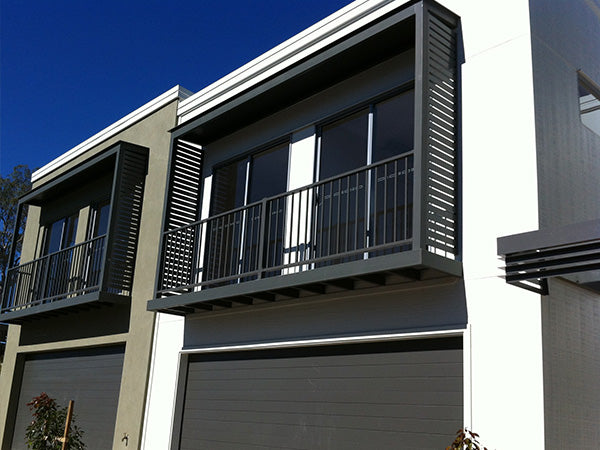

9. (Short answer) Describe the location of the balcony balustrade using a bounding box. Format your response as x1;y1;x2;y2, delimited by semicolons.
1;235;107;315
156;152;458;311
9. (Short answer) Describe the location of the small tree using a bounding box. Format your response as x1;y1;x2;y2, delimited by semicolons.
25;393;85;450
0;165;32;283
447;428;488;450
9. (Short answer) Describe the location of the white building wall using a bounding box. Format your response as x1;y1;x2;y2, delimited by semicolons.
141;313;184;450
441;0;544;448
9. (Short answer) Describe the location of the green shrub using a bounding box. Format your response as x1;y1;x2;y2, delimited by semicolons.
25;393;85;450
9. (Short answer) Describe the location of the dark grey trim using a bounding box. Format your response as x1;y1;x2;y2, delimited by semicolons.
5;202;24;270
498;219;600;294
0;292;127;324
148;249;462;312
169;352;189;450
20;145;120;206
498;219;600;255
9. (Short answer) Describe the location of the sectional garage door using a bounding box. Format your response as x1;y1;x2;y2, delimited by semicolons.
10;345;125;450
178;337;463;450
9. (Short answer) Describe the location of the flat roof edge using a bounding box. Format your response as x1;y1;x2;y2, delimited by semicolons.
32;85;193;183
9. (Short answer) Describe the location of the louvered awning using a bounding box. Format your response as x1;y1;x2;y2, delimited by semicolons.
497;219;600;294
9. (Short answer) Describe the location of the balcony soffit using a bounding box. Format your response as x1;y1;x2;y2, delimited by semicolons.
173;9;417;146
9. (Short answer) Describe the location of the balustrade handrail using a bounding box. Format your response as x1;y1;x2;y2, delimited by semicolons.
1;234;108;314
163;151;415;236
6;234;107;273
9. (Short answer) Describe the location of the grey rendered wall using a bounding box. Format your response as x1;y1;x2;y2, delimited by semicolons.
184;280;467;348
541;279;600;448
0;100;179;450
529;1;600;447
530;0;600;229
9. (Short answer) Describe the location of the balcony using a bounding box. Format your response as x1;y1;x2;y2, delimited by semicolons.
148;0;462;314
0;236;117;318
150;152;461;314
0;141;149;323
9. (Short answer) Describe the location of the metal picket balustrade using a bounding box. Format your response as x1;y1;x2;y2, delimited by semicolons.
158;153;418;297
1;235;106;313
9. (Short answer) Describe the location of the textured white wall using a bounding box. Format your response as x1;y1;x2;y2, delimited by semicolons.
141;313;184;450
441;0;544;448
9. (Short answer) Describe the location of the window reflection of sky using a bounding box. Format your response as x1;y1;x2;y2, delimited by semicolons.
579;80;600;135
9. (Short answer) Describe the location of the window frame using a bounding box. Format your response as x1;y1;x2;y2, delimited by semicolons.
314;81;416;183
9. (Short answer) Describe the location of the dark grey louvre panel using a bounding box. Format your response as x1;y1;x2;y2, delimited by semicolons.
179;338;463;450
166;139;203;230
160;140;203;295
10;346;125;450
424;10;458;258
105;146;148;294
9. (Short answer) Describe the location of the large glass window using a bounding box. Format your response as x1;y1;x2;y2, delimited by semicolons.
89;200;110;238
315;89;415;262
43;213;78;255
318;89;414;179
207;142;290;282
579;74;600;136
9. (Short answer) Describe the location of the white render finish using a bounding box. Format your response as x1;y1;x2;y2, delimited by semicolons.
443;0;544;448
141;313;184;450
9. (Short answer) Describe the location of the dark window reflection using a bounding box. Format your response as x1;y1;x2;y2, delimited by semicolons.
248;143;289;203
373;90;414;162
319;109;369;179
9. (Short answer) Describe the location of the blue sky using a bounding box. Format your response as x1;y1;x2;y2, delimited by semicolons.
0;0;352;176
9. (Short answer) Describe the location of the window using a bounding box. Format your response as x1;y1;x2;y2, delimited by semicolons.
211;142;290;215
578;72;600;136
317;89;414;180
314;89;415;261
42;213;79;255
89;200;110;238
207;142;290;282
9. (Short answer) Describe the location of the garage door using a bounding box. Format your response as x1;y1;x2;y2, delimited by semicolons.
178;337;462;450
10;345;125;450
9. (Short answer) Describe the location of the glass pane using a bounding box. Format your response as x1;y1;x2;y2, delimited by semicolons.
319;109;369;180
44;219;65;255
92;202;110;237
212;159;247;214
248;143;289;203
372;90;415;162
63;214;79;248
579;81;600;136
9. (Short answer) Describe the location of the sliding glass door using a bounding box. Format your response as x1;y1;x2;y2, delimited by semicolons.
315;88;414;263
205;142;290;283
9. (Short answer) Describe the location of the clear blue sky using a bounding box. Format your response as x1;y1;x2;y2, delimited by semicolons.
0;0;352;176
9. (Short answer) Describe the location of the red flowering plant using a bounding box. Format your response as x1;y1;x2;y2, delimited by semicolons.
25;393;85;449
447;428;488;450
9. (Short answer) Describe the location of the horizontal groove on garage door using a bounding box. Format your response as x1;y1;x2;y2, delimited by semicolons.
180;337;462;450
10;345;125;450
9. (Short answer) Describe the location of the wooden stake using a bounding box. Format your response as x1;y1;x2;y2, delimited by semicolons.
61;400;74;450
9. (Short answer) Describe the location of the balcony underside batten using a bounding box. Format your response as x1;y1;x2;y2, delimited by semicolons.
150;248;461;315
